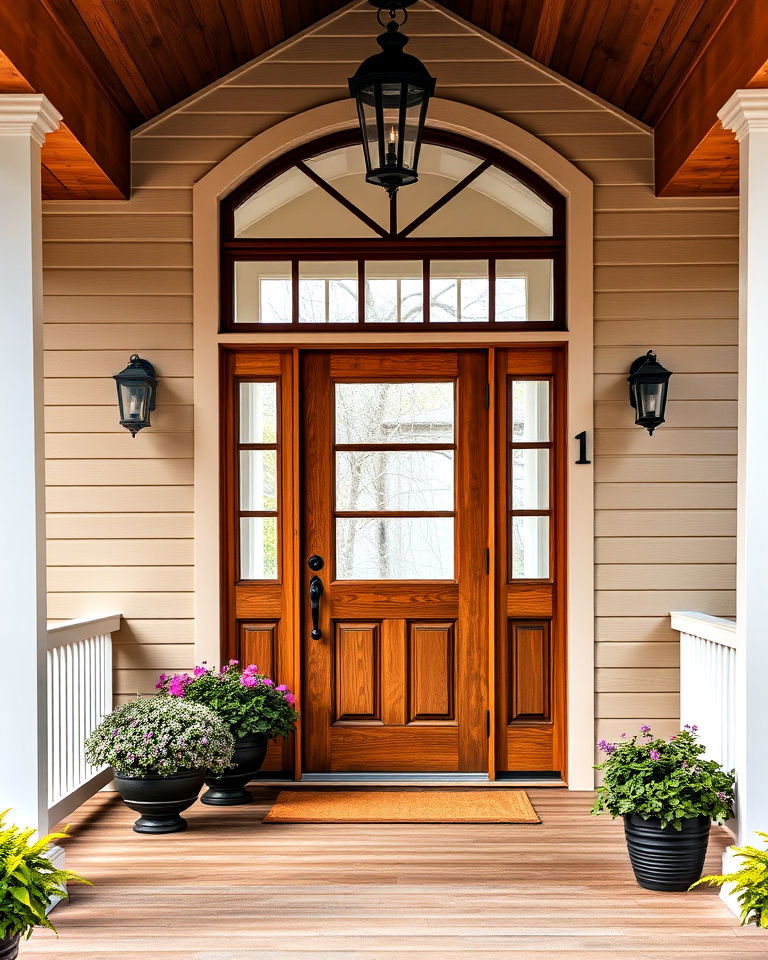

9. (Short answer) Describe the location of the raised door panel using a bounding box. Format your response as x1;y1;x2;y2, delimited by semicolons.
509;621;550;722
334;622;381;722
407;621;455;722
239;621;277;677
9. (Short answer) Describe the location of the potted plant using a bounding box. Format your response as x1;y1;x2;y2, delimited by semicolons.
591;724;735;891
156;661;298;805
84;696;234;834
0;811;88;959
692;833;768;926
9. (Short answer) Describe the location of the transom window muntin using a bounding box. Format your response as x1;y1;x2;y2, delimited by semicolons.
221;130;565;332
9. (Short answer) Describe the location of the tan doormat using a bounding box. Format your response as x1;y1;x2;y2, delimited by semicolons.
263;789;540;823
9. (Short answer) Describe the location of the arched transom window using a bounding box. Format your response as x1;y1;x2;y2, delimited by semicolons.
221;130;565;331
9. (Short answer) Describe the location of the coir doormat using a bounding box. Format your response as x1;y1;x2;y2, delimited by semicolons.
263;789;540;823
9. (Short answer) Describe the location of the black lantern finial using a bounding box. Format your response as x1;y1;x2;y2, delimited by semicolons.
628;350;672;436
113;354;157;438
348;0;436;197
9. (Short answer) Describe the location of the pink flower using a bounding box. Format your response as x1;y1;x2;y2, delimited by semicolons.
276;684;287;692
229;659;239;666
649;749;661;761
261;678;274;686
193;665;207;677
168;674;189;697
284;692;296;705
241;675;257;688
243;663;259;674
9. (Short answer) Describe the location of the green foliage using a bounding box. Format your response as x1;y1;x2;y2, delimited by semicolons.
156;662;299;740
692;833;768;927
0;811;88;941
84;696;234;777
591;725;735;830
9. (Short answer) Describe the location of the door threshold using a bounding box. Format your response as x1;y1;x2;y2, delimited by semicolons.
251;772;566;788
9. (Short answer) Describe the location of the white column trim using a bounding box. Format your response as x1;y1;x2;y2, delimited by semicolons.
0;95;61;146
720;90;768;142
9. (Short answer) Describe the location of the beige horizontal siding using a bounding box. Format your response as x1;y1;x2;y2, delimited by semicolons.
42;2;736;743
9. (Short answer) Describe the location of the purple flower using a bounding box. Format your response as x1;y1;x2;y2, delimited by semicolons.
144;732;152;740
276;684;287;692
168;675;189;697
229;659;239;666
193;665;208;677
201;737;209;745
284;692;296;705
620;732;627;738
691;724;699;733
717;791;727;801
597;739;616;755
649;749;661;761
241;675;257;688
640;724;651;735
261;678;274;687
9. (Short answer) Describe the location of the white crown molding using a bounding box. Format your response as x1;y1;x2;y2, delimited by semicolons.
719;89;768;141
0;94;62;146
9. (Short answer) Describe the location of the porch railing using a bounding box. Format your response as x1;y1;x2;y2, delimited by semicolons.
47;614;120;828
671;610;737;774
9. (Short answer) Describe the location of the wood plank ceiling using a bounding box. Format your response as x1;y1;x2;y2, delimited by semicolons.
0;0;766;199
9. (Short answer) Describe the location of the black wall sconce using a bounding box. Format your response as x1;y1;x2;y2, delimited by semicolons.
113;354;157;437
348;0;436;196
628;350;672;436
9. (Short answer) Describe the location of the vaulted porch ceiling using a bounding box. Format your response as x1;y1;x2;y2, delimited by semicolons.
1;0;766;199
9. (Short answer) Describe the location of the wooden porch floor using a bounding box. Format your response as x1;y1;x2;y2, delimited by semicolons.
25;788;764;959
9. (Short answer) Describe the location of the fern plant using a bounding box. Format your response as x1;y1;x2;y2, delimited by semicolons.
692;833;768;928
0;811;88;942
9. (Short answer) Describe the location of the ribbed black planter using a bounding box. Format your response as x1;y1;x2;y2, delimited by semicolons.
201;733;268;805
624;813;711;891
115;770;205;834
0;935;20;960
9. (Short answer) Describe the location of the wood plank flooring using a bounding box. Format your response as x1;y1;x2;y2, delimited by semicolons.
25;788;764;959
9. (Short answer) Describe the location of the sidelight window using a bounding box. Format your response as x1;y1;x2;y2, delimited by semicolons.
238;381;279;580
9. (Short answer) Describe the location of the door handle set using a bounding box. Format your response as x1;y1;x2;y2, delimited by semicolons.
307;555;324;640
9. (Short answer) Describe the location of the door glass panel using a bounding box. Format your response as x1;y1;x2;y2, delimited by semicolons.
511;449;549;510
365;261;423;323
240;516;278;579
299;262;358;324
239;382;277;443
430;261;489;322
336;517;454;580
336;450;454;511
510;516;549;579
234;262;292;324
510;380;550;441
335;382;454;444
497;259;553;323
240;450;277;511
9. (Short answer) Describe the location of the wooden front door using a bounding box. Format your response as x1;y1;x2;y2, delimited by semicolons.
300;350;489;773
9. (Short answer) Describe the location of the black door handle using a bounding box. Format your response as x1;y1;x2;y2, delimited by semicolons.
309;574;324;640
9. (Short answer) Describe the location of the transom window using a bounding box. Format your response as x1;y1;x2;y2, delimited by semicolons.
221;130;565;332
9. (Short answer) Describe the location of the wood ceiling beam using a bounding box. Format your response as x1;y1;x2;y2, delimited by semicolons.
0;0;130;199
654;0;768;196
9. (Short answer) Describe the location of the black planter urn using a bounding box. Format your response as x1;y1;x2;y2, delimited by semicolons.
624;813;711;891
201;733;268;805
0;935;20;960
115;770;205;834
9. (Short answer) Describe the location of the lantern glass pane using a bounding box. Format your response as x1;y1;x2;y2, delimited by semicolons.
402;85;425;170
359;88;379;170
118;381;150;425
636;381;665;420
381;82;402;169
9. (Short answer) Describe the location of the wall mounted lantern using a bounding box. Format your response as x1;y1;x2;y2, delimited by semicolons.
628;350;672;435
348;0;436;196
113;354;157;438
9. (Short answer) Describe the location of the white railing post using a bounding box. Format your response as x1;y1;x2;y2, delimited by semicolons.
672;611;738;776
46;614;120;829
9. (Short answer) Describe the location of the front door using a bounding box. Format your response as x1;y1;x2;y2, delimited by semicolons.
300;350;489;772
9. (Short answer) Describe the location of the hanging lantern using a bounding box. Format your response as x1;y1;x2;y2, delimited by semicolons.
348;0;436;196
113;354;157;437
628;350;672;435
